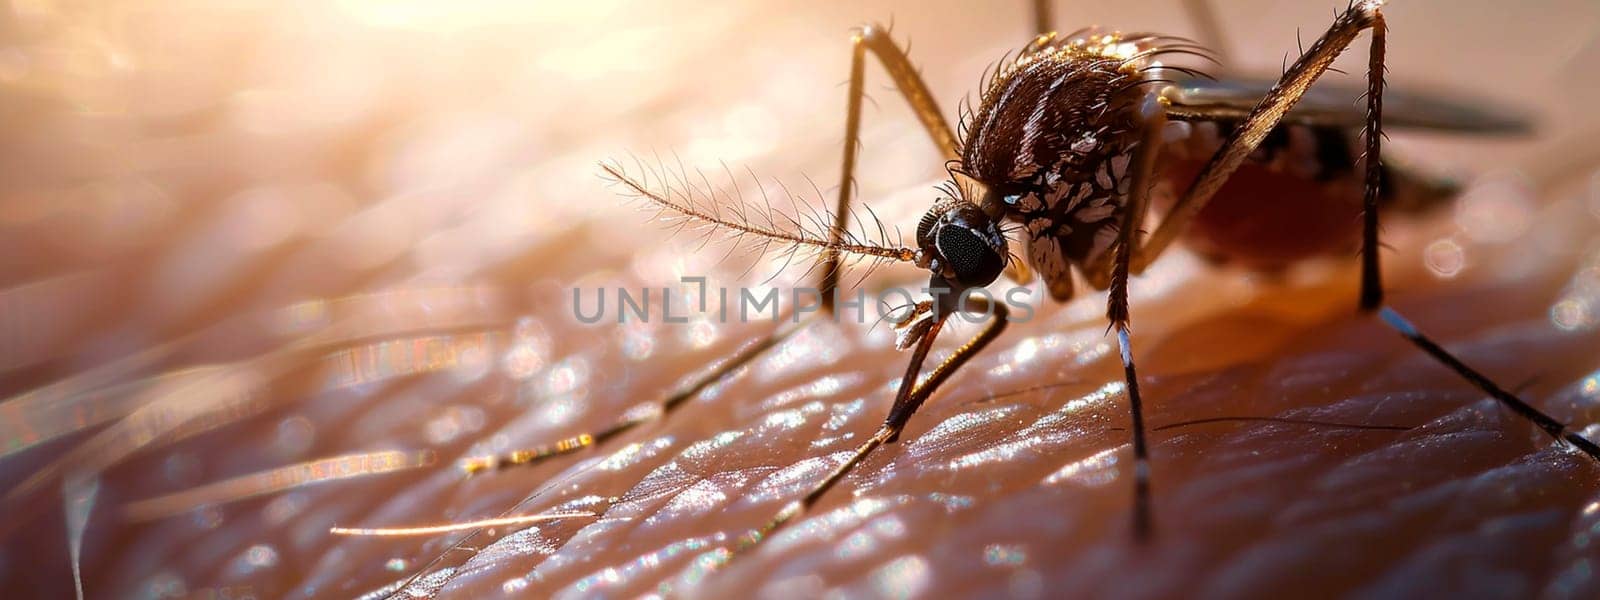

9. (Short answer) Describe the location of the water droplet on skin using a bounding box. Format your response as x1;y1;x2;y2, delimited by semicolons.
1552;298;1595;331
984;543;1028;567
870;555;930;600
502;577;530;593
191;505;223;529
143;571;187;599
1425;238;1466;278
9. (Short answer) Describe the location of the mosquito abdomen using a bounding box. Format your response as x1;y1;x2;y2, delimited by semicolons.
1156;118;1457;269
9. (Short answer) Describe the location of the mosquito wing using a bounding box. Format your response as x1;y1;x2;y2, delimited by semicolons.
1164;76;1533;135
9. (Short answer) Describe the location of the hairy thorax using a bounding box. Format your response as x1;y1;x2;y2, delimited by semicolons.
960;32;1164;295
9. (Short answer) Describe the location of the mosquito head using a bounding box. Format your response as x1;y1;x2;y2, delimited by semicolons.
915;200;1008;311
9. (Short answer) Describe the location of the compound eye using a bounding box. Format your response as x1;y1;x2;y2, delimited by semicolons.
935;224;1006;287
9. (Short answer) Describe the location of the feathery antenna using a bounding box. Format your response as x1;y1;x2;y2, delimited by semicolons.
599;160;918;268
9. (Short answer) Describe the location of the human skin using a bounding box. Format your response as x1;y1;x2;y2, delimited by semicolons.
2;1;1600;598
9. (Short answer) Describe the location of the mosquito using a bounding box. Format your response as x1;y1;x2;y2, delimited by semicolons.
467;0;1598;564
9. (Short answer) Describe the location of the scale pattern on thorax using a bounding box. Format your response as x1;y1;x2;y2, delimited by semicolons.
960;31;1167;297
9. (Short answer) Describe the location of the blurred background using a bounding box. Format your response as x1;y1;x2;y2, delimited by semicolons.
3;0;1600;598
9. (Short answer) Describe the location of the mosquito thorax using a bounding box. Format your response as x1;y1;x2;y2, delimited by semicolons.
914;200;1008;312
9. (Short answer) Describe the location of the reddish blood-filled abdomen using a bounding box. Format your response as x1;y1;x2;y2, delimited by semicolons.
1160;158;1363;270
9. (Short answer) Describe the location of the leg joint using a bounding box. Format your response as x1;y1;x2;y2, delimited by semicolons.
1351;1;1385;26
854;22;891;43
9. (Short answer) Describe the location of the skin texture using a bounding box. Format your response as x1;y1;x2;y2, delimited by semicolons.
3;0;1600;598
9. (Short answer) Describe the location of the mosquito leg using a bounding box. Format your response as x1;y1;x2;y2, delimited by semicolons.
1032;0;1054;37
727;296;1010;558
823;24;978;305
1347;19;1600;460
1357;13;1387;313
1109;245;1152;540
1377;309;1600;457
462;316;811;473
1131;0;1387;275
1088;99;1165;538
